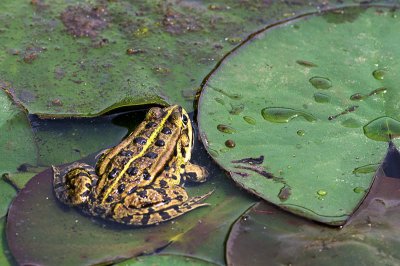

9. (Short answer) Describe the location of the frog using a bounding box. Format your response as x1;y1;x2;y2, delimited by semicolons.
53;105;212;226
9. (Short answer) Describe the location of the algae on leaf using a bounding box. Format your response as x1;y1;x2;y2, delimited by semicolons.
0;0;358;117
198;6;400;224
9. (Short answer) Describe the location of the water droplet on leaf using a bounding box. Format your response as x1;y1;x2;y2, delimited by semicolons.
217;124;236;134
243;116;256;125
296;130;305;136
313;92;330;103
372;69;385;80
352;163;379;175
296;60;317;67
363;116;400;141
225;139;236;148
261;107;316;123
309;76;332;89
350;93;364;101
353;187;366;193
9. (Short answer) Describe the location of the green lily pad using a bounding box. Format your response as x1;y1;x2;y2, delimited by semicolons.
226;155;400;265
0;89;36;173
0;217;14;266
115;254;216;266
0;88;34;218
198;5;400;224
0;0;355;117
6;158;255;265
0;180;16;219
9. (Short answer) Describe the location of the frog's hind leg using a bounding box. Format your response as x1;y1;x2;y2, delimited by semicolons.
112;186;213;225
52;163;99;207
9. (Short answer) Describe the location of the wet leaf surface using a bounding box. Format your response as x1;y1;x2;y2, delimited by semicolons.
0;0;358;117
0;180;16;219
116;254;217;266
226;145;400;265
0;88;33;219
0;89;36;174
198;5;400;224
6;152;255;265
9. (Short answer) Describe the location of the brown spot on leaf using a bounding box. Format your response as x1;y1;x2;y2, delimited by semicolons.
278;185;291;201
54;67;66;80
23;53;38;63
22;46;44;64
162;7;202;35
60;5;108;38
51;99;63;106
126;48;145;55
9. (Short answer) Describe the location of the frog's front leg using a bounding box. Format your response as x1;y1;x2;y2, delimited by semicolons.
182;162;208;183
112;185;212;225
53;163;99;207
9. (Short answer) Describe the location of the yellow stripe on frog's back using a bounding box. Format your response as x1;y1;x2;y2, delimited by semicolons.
101;105;178;203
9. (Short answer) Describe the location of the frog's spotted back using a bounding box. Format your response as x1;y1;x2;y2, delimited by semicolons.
52;105;212;225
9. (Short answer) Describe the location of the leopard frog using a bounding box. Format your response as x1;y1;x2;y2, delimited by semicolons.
53;105;211;225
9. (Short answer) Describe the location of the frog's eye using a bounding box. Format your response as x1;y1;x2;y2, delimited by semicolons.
182;114;188;125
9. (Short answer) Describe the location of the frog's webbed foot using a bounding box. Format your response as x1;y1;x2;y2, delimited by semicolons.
112;186;213;225
182;162;208;183
53;163;98;207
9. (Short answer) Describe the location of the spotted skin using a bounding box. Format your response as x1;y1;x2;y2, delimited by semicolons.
53;105;211;225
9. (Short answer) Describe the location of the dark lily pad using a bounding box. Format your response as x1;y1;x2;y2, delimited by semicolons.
0;0;356;117
198;5;400;224
6;159;255;265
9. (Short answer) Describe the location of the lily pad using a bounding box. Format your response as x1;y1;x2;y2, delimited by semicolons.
198;5;400;224
0;88;34;218
0;89;36;173
226;153;400;265
6;156;255;265
0;0;356;117
0;218;14;266
115;254;216;266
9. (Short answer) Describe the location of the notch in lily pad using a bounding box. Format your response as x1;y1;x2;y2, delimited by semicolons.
363;116;400;142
